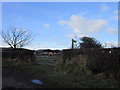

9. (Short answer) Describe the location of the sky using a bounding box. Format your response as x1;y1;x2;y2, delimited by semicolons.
1;2;118;50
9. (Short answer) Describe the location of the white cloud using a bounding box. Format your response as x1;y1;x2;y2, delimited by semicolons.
103;42;118;48
44;24;50;28
59;20;68;25
59;15;107;38
101;4;110;11
107;27;117;35
15;28;25;32
0;43;9;47
0;38;9;47
66;34;74;38
110;10;120;20
111;15;118;20
0;36;9;47
111;15;120;21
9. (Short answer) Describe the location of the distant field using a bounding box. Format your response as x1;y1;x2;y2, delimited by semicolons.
35;55;57;66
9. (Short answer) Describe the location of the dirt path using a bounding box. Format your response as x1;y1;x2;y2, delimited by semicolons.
2;68;47;89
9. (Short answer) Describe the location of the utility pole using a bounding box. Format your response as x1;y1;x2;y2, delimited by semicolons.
72;39;76;49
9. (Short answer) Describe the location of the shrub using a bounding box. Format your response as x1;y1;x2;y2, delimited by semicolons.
2;48;36;65
56;47;120;79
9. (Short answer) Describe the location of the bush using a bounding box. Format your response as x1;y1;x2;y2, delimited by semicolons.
2;48;36;65
56;47;120;79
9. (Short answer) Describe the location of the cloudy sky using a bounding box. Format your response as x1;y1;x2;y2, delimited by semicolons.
1;2;118;50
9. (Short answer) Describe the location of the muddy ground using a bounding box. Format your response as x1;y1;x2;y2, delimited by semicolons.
2;68;48;89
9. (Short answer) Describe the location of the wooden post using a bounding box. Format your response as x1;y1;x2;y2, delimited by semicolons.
72;39;76;49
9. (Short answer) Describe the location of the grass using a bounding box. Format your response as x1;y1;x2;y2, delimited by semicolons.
2;55;119;88
36;55;56;66
4;64;119;88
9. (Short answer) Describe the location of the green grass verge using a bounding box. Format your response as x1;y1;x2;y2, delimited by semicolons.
3;63;119;88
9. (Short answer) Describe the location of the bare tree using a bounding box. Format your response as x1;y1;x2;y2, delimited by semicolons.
2;27;32;49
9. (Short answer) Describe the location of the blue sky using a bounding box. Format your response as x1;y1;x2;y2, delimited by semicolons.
1;2;118;50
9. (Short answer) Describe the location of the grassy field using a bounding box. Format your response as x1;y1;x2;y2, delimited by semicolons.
36;55;56;66
2;55;119;88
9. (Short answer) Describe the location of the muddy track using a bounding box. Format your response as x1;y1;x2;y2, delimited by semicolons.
2;68;48;89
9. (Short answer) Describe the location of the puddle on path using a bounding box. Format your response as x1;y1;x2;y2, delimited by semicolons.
31;79;43;85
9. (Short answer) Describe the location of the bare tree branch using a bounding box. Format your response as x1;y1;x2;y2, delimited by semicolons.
2;26;32;49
